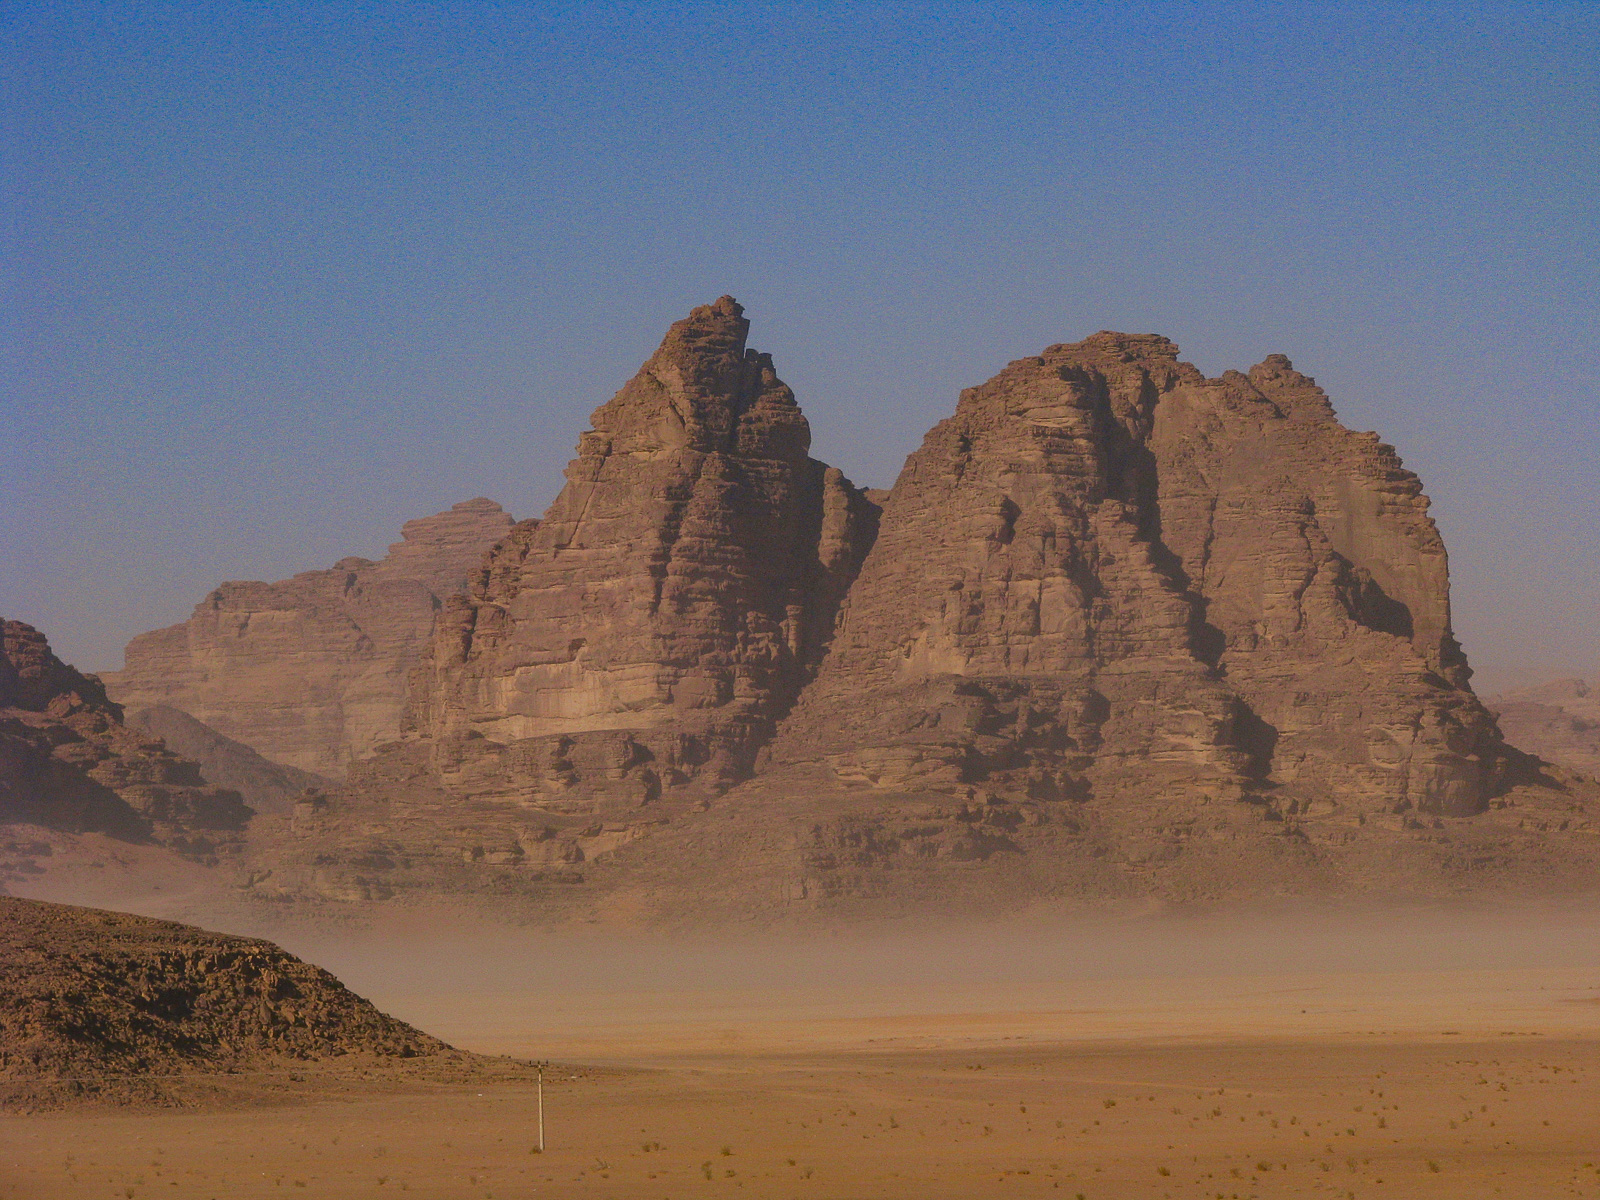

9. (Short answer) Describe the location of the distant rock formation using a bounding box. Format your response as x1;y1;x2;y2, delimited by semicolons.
1487;679;1600;777
233;305;1600;922
123;705;330;815
403;296;877;805
0;620;250;853
0;896;451;1105
103;499;515;778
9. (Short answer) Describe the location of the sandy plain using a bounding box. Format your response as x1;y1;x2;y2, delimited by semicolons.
6;904;1600;1199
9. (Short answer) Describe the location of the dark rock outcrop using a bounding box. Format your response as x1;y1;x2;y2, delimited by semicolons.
0;896;451;1104
0;621;251;853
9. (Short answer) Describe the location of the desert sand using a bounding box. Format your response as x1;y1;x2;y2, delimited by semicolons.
7;905;1600;1199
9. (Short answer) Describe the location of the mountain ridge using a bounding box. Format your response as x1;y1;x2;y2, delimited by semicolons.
215;300;1598;924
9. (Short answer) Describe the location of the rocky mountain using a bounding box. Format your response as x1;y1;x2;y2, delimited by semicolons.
402;296;878;806
102;499;515;778
232;304;1598;922
1487;678;1600;778
772;334;1503;818
0;896;453;1105
0;620;251;855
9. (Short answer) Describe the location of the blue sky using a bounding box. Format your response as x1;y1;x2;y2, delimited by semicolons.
4;1;1597;691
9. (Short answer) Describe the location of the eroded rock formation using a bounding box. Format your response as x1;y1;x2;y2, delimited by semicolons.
123;705;331;815
0;620;250;853
103;499;515;777
764;334;1503;815
227;310;1597;920
402;296;878;805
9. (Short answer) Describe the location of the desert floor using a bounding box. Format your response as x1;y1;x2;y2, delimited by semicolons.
7;904;1600;1199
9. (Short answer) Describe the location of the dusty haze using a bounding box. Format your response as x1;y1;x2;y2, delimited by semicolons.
12;893;1600;1199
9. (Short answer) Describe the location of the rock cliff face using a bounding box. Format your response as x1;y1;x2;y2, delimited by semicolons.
403;296;877;805
766;333;1257;818
232;311;1596;922
103;500;514;778
1487;679;1600;777
0;621;250;853
1149;348;1502;815
765;333;1502;816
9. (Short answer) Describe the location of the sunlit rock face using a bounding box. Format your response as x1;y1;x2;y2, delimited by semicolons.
103;499;515;778
1148;349;1500;817
768;331;1505;820
402;296;878;804
243;312;1558;922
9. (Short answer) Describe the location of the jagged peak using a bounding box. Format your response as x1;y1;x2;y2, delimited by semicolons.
1247;352;1336;420
584;298;809;459
1050;330;1184;360
649;295;750;368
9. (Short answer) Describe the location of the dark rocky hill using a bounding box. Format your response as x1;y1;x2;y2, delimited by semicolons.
0;896;472;1107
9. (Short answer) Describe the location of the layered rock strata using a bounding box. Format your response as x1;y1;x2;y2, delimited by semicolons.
765;333;1504;815
0;621;251;853
402;296;877;806
240;314;1593;921
1148;348;1506;815
104;499;515;777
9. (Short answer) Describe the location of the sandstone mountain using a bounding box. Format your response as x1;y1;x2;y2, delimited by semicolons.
766;335;1502;818
234;304;1598;923
0;620;250;855
403;296;878;806
103;499;515;778
0;896;453;1106
1487;678;1600;778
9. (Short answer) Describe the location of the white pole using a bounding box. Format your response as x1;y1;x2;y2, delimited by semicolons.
537;1062;545;1153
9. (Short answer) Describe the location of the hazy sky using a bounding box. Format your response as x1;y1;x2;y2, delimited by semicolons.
5;1;1596;693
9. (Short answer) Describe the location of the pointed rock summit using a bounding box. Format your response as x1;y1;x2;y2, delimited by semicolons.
406;297;878;802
